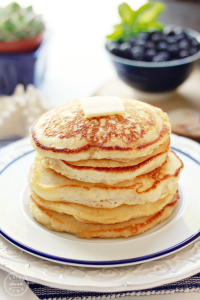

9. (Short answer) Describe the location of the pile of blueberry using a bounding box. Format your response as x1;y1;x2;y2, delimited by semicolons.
107;27;200;62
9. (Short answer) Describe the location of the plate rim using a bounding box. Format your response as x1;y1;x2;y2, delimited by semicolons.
0;147;200;267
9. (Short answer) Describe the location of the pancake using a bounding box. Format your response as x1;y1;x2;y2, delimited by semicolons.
30;99;171;161
41;138;170;185
28;150;183;208
29;195;178;239
31;187;178;224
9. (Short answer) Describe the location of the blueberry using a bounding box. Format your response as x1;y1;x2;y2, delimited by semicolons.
174;27;186;37
117;38;123;44
152;55;167;62
151;32;162;43
190;38;199;48
129;36;136;46
153;51;170;62
186;34;193;41
149;30;160;38
168;44;179;57
137;32;149;40
132;52;144;61
179;50;189;58
132;46;144;53
131;46;145;61
159;51;170;59
145;49;157;61
145;41;155;49
161;33;168;41
135;39;146;47
166;36;176;45
179;39;190;50
119;42;132;59
189;47;199;55
120;42;132;50
175;32;186;43
165;29;175;37
157;41;168;51
107;42;122;56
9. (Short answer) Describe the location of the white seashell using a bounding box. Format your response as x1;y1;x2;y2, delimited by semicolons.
0;84;51;138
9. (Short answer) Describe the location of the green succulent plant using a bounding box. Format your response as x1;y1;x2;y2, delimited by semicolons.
0;2;45;42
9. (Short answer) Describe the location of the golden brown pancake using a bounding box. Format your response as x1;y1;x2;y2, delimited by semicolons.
29;194;178;239
28;97;184;239
41;138;170;185
30;99;170;161
28;150;183;208
31;187;177;224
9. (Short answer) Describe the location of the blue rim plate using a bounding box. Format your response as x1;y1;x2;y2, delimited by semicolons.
0;147;200;267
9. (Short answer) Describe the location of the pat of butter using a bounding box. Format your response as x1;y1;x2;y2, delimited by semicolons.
80;96;125;118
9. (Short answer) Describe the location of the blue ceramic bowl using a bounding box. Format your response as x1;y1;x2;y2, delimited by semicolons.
106;28;200;93
0;35;48;95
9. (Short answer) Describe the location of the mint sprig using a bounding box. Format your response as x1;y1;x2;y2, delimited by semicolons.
107;2;166;42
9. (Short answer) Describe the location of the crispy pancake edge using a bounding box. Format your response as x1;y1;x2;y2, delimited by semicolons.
29;196;178;239
31;188;178;224
28;150;183;208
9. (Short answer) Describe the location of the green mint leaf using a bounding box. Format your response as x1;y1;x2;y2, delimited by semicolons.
133;2;154;22
118;3;134;24
147;20;164;30
137;3;166;24
114;23;133;41
107;28;124;40
107;2;166;41
113;23;123;29
122;23;133;41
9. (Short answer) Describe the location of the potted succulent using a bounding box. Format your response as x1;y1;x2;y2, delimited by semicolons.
0;2;45;52
0;2;47;95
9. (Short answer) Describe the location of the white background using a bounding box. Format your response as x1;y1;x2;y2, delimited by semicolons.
1;0;147;105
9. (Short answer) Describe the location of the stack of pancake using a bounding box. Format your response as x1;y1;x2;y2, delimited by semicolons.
28;99;183;239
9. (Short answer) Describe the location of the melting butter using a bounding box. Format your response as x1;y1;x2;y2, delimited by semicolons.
80;96;125;118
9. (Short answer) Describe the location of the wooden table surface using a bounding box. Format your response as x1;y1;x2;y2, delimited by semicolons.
94;68;200;142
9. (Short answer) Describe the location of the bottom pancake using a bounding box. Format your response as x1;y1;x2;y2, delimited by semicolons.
31;186;177;224
29;194;178;239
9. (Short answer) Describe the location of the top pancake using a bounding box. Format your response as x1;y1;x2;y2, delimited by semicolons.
30;98;170;161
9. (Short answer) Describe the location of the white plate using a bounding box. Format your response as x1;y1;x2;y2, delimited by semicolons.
0;135;200;292
0;136;200;269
